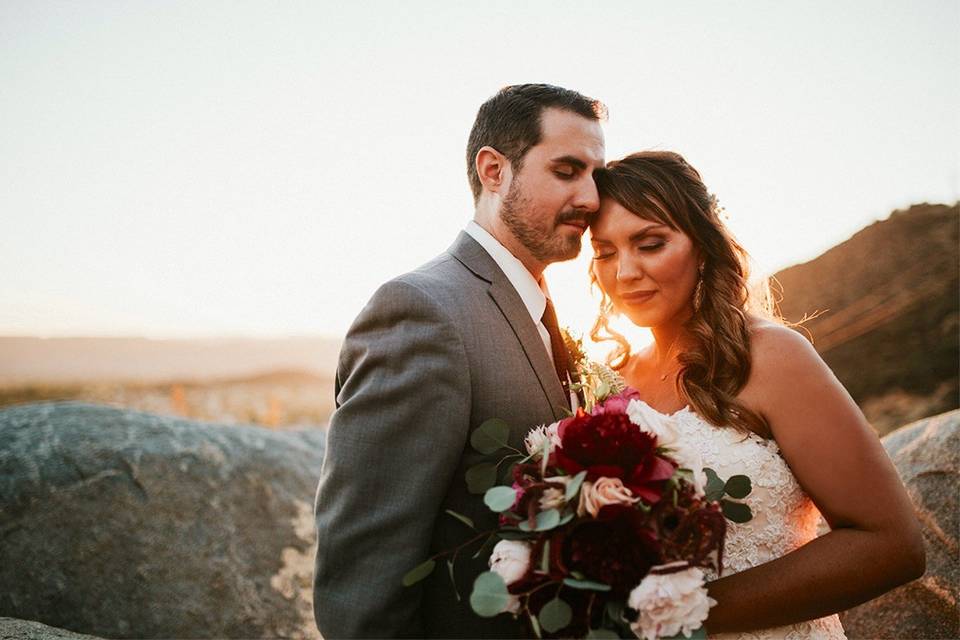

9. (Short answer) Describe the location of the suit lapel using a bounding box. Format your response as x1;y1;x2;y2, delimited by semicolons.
448;232;569;420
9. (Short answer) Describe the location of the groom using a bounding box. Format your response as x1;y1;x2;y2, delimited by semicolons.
313;84;606;638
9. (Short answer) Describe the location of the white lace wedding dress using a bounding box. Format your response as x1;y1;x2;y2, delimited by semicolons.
672;406;847;640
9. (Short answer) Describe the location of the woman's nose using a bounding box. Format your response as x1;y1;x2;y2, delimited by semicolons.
616;257;642;282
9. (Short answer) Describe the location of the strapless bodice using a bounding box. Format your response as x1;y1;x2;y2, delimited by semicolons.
670;406;846;640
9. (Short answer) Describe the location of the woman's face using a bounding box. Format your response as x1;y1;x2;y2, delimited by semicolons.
590;197;701;329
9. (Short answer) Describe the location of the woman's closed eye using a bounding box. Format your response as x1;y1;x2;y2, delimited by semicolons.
591;246;614;260
637;241;665;252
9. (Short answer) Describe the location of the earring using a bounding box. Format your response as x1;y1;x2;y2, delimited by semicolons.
693;262;705;313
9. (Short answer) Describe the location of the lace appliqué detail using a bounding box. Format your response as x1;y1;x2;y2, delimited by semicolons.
673;408;846;640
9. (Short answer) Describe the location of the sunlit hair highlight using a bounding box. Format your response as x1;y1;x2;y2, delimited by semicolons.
590;151;778;437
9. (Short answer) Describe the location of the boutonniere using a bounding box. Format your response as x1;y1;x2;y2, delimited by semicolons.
560;328;627;412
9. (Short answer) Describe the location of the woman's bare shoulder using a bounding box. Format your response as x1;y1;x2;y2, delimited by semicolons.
747;317;820;367
741;317;833;408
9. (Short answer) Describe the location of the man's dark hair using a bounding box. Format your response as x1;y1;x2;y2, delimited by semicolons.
466;84;607;203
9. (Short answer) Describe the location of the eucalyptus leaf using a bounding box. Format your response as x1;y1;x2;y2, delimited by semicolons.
704;467;725;499
445;509;475;530
539;597;573;633
469;571;510;617
540;540;551;573
470;418;512;454
484;486;518;512
558;510;575;526
721;499;753;523
519;508;561;532
565;470;588;501
723;475;752;499
466;462;498;494
562;577;612;591
401;559;436;587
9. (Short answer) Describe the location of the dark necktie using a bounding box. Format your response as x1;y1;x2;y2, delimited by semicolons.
541;297;574;397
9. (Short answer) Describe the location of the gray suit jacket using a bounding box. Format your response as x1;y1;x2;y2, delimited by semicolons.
313;232;570;638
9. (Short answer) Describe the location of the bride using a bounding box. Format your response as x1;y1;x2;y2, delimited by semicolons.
587;151;925;638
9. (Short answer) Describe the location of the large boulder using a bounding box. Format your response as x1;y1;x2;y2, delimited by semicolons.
0;402;324;639
840;410;959;639
0;617;102;640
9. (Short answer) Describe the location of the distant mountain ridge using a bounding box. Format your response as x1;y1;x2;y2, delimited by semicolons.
773;203;959;433
0;336;341;386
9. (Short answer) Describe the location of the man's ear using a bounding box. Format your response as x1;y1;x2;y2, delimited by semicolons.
475;146;510;195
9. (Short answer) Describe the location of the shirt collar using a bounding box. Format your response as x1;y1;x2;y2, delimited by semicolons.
465;221;548;324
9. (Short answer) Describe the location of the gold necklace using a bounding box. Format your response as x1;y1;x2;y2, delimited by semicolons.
655;334;682;381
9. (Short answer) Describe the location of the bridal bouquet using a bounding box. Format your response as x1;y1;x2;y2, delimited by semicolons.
405;350;753;639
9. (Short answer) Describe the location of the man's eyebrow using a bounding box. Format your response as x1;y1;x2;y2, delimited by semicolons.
550;155;588;170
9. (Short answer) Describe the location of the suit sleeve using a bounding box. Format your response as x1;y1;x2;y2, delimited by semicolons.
313;278;471;638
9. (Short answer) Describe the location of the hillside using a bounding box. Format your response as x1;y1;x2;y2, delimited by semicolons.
0;336;341;385
0;337;341;428
773;203;959;434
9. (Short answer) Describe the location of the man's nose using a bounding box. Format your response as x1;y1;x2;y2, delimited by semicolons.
573;176;600;213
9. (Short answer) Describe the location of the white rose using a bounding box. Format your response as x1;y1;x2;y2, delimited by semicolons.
524;421;563;458
627;400;680;448
489;539;532;613
627;566;717;640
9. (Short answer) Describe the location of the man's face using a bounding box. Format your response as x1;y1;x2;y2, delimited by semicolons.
498;108;605;267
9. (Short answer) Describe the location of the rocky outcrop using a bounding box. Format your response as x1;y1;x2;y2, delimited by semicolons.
0;617;102;640
0;402;324;639
840;410;960;639
774;203;959;434
3;402;955;639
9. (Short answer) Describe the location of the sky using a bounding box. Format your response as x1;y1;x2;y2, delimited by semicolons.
1;0;958;343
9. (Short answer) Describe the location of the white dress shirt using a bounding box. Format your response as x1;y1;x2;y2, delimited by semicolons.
465;221;554;363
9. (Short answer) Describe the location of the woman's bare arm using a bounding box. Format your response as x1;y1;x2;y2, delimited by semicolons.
703;323;925;633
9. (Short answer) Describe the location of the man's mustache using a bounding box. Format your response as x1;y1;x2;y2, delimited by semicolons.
555;211;595;227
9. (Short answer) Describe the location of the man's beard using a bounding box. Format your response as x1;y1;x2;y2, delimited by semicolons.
499;177;586;265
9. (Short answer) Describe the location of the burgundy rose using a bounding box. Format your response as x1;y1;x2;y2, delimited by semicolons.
626;454;677;503
653;485;727;573
556;411;655;474
562;504;661;597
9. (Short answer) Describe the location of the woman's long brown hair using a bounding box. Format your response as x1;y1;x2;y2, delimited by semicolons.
590;151;776;437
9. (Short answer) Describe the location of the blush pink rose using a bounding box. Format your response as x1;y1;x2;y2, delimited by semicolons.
577;476;640;518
